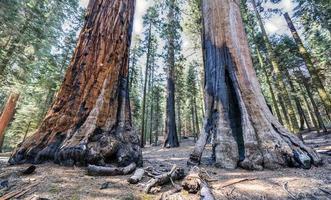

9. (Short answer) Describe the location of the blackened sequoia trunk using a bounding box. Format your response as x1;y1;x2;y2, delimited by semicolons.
188;0;321;170
9;0;142;167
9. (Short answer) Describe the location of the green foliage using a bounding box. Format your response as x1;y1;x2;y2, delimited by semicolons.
0;0;84;151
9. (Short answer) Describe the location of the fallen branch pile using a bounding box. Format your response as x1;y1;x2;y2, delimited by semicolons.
182;166;216;200
144;165;185;194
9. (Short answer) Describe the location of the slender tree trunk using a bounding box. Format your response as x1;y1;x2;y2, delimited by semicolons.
164;0;179;148
154;92;160;146
22;121;32;144
282;67;309;134
278;94;291;129
252;0;299;132
188;0;320;170
194;98;200;136
10;0;142;167
255;47;283;124
148;66;155;145
299;84;319;131
295;65;327;132
38;87;55;125
140;23;152;148
177;99;182;142
284;12;331;118
191;104;196;142
0;93;19;152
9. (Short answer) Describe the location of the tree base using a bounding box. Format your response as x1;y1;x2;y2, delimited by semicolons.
9;127;142;167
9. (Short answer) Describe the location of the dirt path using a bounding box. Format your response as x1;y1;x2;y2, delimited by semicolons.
0;134;330;200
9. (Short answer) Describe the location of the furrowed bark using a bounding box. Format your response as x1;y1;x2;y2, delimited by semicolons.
9;0;142;167
164;0;179;148
188;0;321;170
0;93;20;152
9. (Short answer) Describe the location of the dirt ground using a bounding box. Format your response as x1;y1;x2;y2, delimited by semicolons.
0;132;330;200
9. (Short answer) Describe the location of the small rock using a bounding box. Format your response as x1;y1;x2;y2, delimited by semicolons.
100;182;112;190
0;179;8;189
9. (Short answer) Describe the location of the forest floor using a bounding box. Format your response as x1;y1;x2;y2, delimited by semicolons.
0;131;330;200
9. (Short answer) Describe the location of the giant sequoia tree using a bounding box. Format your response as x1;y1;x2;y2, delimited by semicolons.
188;0;321;170
9;0;142;167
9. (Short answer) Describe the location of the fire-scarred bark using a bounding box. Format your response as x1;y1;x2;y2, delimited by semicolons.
188;0;321;170
9;0;142;167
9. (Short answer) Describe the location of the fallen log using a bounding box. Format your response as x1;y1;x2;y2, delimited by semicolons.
200;182;215;200
182;167;215;199
182;169;201;193
87;163;136;176
127;168;144;184
144;165;185;194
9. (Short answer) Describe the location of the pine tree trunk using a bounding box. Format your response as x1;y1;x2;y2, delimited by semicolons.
164;0;179;148
22;121;32;144
282;67;310;133
188;0;321;170
299;84;320;131
252;0;299;132
191;104;197;142
0;93;19;152
295;65;327;132
177;99;182;142
194;98;200;135
9;0;142;167
140;23;153;148
284;12;331;118
148;67;155;145
255;47;283;125
278;95;291;129
154;91;160;146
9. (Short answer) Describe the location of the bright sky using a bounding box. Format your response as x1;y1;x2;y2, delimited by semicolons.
79;0;149;35
262;0;295;35
79;0;296;39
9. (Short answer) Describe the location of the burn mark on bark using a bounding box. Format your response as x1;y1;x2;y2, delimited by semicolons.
9;0;142;168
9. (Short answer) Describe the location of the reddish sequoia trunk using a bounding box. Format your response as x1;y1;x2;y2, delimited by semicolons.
188;0;321;170
0;93;20;152
9;0;142;167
